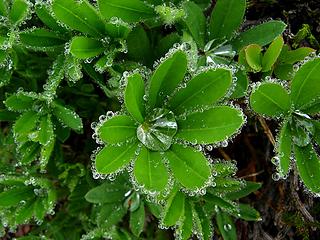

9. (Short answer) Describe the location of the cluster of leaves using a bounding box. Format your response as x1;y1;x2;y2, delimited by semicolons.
0;0;319;239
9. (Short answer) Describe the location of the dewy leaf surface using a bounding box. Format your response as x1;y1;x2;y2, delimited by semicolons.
163;190;185;227
176;106;244;144
209;0;246;41
125;73;146;123
148;51;187;109
294;144;320;194
277;121;292;176
20;29;67;49
98;115;137;144
9;0;29;25
169;69;232;115
98;0;155;23
250;82;291;117
262;36;284;72
52;102;83;132
134;147;168;192
70;36;105;59
290;58;320;110
95;142;138;174
165;144;211;189
245;44;262;71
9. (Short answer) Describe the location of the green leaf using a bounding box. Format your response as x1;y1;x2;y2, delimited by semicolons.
313;121;320;146
276;121;292;176
70;36;105;59
209;0;246;41
274;63;294;80
98;115;137;144
130;202;145;237
262;36;284;72
250;82;291;117
230;21;286;51
165;144;211;189
163;190;185;227
85;182;128;204
95;142;138;174
236;203;261;221
19;28;67;50
52;102;83;132
230;70;249;98
133;147;169;192
193;204;213;240
225;181;262;200
148;51;187;109
33;198;47;220
177;200;193;240
245;44;262;71
98;203;127;228
182;1;206;48
52;0;105;36
169;69;232;115
105;22;131;39
290;58;320;110
216;210;237;240
98;0;155;23
16;199;36;224
5;93;36;111
294;144;320;194
20;142;41;164
35;3;67;32
176;106;244;144
38;114;54;146
14;111;39;137
279;46;314;64
125;73;146;123
204;193;237;212
0;110;18;121
9;0;29;25
0;0;8;16
0;186;33;207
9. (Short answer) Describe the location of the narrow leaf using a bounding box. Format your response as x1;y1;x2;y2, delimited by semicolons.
35;3;67;32
130;202;145;237
236;203;261;221
193;205;213;240
216;210;237;240
225;181;262;200
70;36;105;59
38;114;54;145
52;102;83;132
177;200;193;240
276;121;292;176
9;0;29;25
262;36;284;72
163;190;185;227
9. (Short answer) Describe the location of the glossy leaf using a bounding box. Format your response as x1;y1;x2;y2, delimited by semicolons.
95;142;138;174
52;0;105;36
176;106;244;144
148;51;187;109
294;144;320;194
216;211;236;240
230;70;249;98
14;111;39;137
193;205;213;240
279;47;315;64
125;73;145;123
70;36;105;59
130;202;145;237
98;115;137;144
163;190;185;227
9;0;29;25
230;21;286;51
52;102;83;132
0;186;33;207
209;0;246;41
245;44;262;71
169;69;232;114
290;58;320;110
134;147;168;192
5;93;36;111
20;142;41;164
35;3;67;32
20;29;67;49
16;200;36;224
38;114;54;146
177;200;193;240
276;121;292;176
250;82;290;117
262;36;284;72
165;144;211;189
225;181;262;200
237;203;261;221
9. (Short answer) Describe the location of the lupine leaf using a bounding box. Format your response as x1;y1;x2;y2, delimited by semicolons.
276;121;292;176
225;181;262;200
230;21;286;51
70;36;105;59
95;142;138;174
16;199;36;224
177;200;193;240
165;144;211;189
162;190;185;227
129;202;145;237
9;0;29;25
290;58;320;110
250;82;291;117
0;0;7;16
294;144;320;194
148;51;187;109
35;3;67;32
38;114;54;146
52;0;105;37
209;0;246;41
262;36;284;72
5;93;36;111
98;0;155;23
14;111;39;137
133;147;169;192
125;73;146;123
230;70;249;98
193;204;213;240
279;47;315;64
0;186;34;207
176;106;244;144
169;69;232;115
216;210;237;240
52;102;83;132
19;142;41;164
237;203;261;221
98;115;137;144
20;29;67;49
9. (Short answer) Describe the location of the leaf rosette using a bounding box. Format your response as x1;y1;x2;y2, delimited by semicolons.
92;46;245;196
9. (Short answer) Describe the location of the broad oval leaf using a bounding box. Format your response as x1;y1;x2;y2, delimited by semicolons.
16;200;36;224
163;190;185;227
70;36;105;59
52;102;83;132
294;144;320;194
276;121;292;176
209;0;246;41
176;106;244;144
165;144;211;189
148;51;187;109
169;69;232;115
262;36;284;72
290;58;320;110
5;92;37;111
98;0;155;23
250;82;291;117
14;111;39;137
20;28;67;50
125;73;146;123
129;202;145;237
9;0;29;25
245;44;262;71
98;115;137;144
95;142;138;174
230;20;286;52
0;186;34;207
52;0;105;36
133;147;169;192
